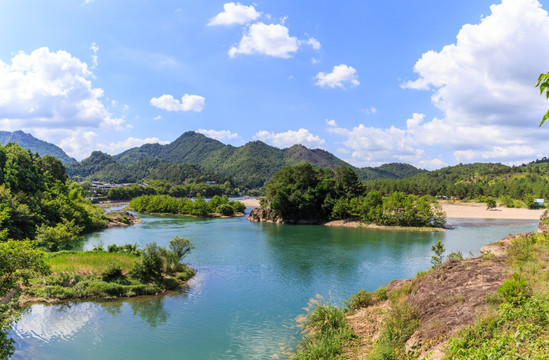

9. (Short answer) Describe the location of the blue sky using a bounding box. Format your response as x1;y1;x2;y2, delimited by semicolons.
1;0;549;169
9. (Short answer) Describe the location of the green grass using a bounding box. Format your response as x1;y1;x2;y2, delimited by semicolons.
46;251;138;275
24;250;195;302
445;233;549;359
292;299;355;360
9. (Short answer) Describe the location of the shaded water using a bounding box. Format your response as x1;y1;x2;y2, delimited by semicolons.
10;211;537;359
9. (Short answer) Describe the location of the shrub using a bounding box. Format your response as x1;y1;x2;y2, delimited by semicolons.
346;289;374;310
101;262;123;282
447;251;464;262
497;273;532;305
217;203;235;216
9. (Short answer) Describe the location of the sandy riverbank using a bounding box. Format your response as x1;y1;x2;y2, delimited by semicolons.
239;198;544;220
239;198;261;207
440;201;544;220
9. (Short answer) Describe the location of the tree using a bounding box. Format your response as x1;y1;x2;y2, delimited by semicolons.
485;197;497;210
536;72;549;126
0;240;50;358
430;240;445;268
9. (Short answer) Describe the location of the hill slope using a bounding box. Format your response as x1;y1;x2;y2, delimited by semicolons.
112;131;423;188
0;130;76;164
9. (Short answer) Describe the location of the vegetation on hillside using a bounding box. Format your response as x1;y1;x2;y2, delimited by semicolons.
363;161;549;206
292;228;549;359
0;143;106;244
260;163;445;227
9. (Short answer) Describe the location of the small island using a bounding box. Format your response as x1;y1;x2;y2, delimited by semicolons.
248;164;446;231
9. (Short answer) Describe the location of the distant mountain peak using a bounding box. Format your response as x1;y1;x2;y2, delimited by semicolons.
0;130;76;164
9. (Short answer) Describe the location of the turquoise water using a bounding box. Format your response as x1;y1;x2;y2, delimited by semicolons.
10;211;537;359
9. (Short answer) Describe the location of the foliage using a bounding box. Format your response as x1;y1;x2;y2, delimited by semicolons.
128;194;244;217
484;197;496;209
0;240;50;297
67;131;422;189
345;289;374;310
368;302;421;360
362;161;549;206
0;143;106;243
264;164;445;227
35;219;84;252
497;273;532;305
430;240;446;268
446;296;548;359
536;71;549;126
292;300;355;360
0;240;50;357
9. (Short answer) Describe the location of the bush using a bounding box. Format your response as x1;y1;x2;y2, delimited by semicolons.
101;262;123;282
447;251;464;262
216;203;235;216
497;273;532;305
346;289;374;310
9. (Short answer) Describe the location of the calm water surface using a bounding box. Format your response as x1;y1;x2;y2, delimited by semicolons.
10;210;537;359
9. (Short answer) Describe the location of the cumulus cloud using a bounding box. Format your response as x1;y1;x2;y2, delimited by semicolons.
254;128;325;148
325;119;337;127
0;47;124;130
97;137;169;154
197;129;239;142
332;0;549;168
229;22;301;58
304;37;321;50
208;2;261;26
315;64;359;89
150;94;205;112
399;0;549;161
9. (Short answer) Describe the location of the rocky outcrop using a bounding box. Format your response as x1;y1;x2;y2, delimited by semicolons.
538;209;549;233
248;207;324;224
248;207;283;223
105;210;144;228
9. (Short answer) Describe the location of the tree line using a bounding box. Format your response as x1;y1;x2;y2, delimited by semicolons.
264;163;445;228
129;194;246;216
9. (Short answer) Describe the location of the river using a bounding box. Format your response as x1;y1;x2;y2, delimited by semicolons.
9;209;537;359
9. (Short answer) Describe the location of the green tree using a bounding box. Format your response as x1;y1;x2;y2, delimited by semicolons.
0;240;50;358
485;197;497;210
431;240;445;268
536;71;549;126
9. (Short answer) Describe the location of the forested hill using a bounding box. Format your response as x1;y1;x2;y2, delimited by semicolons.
0;130;76;164
112;131;424;188
363;161;549;204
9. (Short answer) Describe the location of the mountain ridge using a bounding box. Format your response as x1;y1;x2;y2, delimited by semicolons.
0;130;76;164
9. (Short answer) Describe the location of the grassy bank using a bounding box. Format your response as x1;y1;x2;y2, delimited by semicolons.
292;231;548;359
22;240;196;303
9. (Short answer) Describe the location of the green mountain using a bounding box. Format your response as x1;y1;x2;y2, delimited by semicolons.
111;131;424;188
0;130;76;164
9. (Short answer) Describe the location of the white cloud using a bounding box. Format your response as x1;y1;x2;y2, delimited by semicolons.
0;47;124;130
153;115;162;121
90;42;99;69
97;137;169;154
254;128;325;148
197;129;240;142
229;22;301;58
325;119;337;127
208;2;261;26
399;0;549;160
150;94;205;112
362;107;377;115
331;0;549;168
315;64;359;89
304;37;321;50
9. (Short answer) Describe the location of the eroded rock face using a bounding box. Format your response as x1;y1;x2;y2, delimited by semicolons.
538;210;549;233
105;210;144;228
247;207;283;223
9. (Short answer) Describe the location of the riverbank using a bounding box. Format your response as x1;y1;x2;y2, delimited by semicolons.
441;201;544;220
324;220;446;232
293;215;549;359
239;198;261;207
